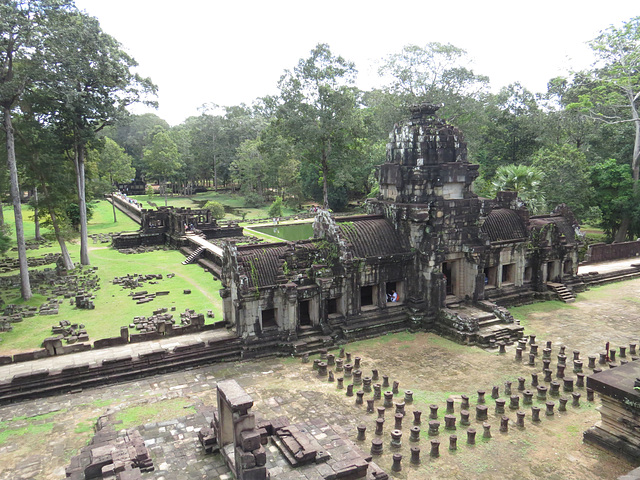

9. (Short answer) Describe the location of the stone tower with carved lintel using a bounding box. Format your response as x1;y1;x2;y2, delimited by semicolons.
368;103;486;324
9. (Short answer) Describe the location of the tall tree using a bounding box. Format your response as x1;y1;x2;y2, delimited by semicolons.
92;137;135;221
0;0;72;299
143;128;181;206
570;16;640;240
35;9;156;265
276;43;364;209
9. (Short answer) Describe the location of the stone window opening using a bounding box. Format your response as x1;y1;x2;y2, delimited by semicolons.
360;285;378;309
563;260;573;275
299;300;311;327
261;308;277;329
484;267;498;288
524;266;533;282
327;298;340;315
386;281;403;303
501;264;515;284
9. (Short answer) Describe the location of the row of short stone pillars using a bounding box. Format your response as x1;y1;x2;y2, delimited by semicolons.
303;343;600;471
514;337;639;370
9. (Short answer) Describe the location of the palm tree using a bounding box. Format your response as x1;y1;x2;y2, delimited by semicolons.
492;164;546;213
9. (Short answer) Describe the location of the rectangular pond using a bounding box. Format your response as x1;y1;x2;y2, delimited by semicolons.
249;223;314;242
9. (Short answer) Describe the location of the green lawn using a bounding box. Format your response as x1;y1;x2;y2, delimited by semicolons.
0;200;223;353
131;190;303;220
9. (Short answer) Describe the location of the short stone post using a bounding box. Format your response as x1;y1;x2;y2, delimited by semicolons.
543;369;553;383
373;383;382;400
523;390;534;405
410;446;421;464
446;398;455;414
356;390;365;405
430;439;440;458
482;422;491;438
531;406;541;422
531;373;539;387
477;390;486;404
326;353;335;366
390;430;402;448
516;410;525;428
410;426;420;442
344;364;353;377
536;385;548;400
572;392;581;407
371;438;383;455
429;404;439;419
428;420;440;436
392;380;399;394
392;453;402;472
549;381;560;396
394;413;404;430
354;356;361;369
587;388;595;402
573;360;583;373
449;435;458;450
384;391;393;408
563;378;574;392
510;394;520;410
491;385;500;399
382;375;389;388
476;405;488;421
336;359;344;372
346;384;354;397
504;381;512;396
515;348;523;361
558;396;568;412
363;376;372;392
444;414;456;431
404;390;413;404
545;401;555;416
337;377;344;389
366;399;375;413
353;369;362;385
587;355;596;369
466;428;476;445
377;406;385;418
371;369;379;381
375;418;384;435
395;401;405;415
495;398;506;414
556;364;566;379
500;415;509;433
413;410;422;425
517;377;526;391
461;394;470;410
460;410;470;426
357;424;366;441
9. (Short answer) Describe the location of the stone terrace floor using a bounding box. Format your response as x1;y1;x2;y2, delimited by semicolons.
0;274;639;479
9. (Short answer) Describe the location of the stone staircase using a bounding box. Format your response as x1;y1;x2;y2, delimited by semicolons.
438;302;523;347
547;282;576;303
286;326;334;356
182;246;205;265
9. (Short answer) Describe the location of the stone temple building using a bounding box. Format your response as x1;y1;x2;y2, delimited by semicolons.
220;104;582;351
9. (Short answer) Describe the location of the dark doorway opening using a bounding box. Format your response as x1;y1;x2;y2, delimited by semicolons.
299;300;311;326
443;262;453;295
361;285;373;306
262;308;276;329
328;298;338;315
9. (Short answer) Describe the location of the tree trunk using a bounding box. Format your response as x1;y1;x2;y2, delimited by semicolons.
321;145;330;210
0;196;4;226
214;154;218;191
631;99;640;189
3;106;32;300
614;216;630;242
33;186;42;241
163;178;168;206
73;137;90;265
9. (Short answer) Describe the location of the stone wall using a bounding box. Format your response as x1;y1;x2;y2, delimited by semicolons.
583;240;640;264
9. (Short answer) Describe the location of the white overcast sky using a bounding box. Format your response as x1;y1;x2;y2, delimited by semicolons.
75;0;638;126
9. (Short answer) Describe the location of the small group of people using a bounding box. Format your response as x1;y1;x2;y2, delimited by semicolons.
387;290;398;302
309;205;320;213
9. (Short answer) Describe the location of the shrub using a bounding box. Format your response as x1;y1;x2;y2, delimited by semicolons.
203;201;226;220
243;192;264;208
268;196;283;218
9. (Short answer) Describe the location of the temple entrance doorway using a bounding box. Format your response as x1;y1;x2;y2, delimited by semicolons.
299;300;311;326
443;262;454;296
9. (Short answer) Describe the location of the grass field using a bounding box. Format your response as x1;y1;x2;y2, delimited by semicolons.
131;190;304;220
0;200;223;354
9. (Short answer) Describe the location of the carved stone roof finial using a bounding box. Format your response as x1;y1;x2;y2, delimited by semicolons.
409;103;441;116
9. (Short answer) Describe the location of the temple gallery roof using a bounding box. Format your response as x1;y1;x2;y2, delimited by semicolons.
337;217;411;258
481;208;527;242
